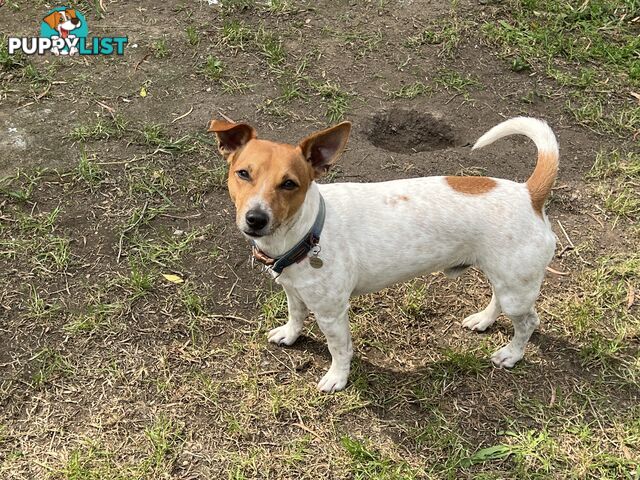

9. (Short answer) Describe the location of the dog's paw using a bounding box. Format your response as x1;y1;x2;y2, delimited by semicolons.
267;323;300;346
317;368;349;393
462;312;496;332
491;345;523;368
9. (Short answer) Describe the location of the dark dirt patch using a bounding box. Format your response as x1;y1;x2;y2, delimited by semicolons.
366;108;463;154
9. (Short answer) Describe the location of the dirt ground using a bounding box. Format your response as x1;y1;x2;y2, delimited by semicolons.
0;0;638;478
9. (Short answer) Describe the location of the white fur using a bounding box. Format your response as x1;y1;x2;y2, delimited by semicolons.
256;117;558;392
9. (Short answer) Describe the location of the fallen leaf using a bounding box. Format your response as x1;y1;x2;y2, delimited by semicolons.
627;283;635;310
140;86;147;97
162;273;184;284
631;91;640;104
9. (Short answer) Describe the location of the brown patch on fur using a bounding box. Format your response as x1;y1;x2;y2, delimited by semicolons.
386;194;410;206
208;120;256;160
299;122;351;178
445;176;497;194
526;150;559;216
228;140;315;229
212;119;351;232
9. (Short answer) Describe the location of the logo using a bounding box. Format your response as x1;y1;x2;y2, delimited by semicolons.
7;6;128;56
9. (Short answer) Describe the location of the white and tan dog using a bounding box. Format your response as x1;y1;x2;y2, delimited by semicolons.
210;116;558;393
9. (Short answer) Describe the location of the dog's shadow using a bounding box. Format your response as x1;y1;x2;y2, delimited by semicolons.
285;330;639;434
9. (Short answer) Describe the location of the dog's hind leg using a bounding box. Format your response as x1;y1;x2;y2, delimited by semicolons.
491;307;540;368
267;287;308;346
462;288;501;332
489;276;543;367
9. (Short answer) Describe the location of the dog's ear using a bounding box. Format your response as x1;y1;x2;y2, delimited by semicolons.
299;121;351;178
208;120;256;161
43;11;62;29
66;9;77;19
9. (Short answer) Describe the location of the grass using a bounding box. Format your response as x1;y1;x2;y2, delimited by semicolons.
560;254;639;368
138;123;200;154
385;81;431;99
185;25;200;46
1;2;639;479
256;28;286;70
199;55;225;80
220;20;252;49
151;38;169;58
311;81;350;122
30;347;74;388
482;0;640;137
75;151;105;187
69;115;127;141
434;69;481;94
587;149;640;220
341;436;422;479
405;17;467;57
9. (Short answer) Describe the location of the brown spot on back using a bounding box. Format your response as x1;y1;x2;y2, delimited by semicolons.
445;176;497;195
385;194;410;206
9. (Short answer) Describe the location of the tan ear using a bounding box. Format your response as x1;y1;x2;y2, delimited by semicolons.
299;122;351;178
66;9;77;18
208;120;256;160
43;11;62;29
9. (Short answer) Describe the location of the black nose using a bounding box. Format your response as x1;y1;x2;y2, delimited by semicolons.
71;17;80;25
245;209;269;230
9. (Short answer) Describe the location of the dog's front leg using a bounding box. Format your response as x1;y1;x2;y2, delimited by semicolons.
267;286;307;346
316;304;353;393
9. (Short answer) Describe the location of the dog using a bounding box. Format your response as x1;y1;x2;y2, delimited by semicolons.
43;8;82;55
209;116;558;393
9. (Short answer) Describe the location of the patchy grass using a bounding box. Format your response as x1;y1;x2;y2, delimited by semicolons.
482;0;640;137
1;1;639;479
199;55;225;81
385;81;431;99
434;69;481;94
69;115;127;141
587;149;640;220
406;16;469;57
151;38;170;59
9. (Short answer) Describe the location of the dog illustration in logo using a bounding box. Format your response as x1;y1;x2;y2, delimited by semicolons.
43;8;81;55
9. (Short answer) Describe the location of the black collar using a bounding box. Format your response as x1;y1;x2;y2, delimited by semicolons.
251;195;326;275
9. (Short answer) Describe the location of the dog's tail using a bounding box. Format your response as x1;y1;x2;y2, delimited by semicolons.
472;117;559;215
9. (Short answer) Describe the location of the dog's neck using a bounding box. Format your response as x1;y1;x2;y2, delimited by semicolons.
251;182;321;258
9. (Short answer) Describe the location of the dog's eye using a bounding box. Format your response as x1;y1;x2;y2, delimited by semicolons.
236;169;250;181
280;179;298;190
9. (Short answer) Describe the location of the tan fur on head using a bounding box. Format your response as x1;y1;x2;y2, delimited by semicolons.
228;140;315;230
208;120;256;160
208;118;351;233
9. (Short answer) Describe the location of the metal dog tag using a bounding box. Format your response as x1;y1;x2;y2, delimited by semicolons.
309;244;323;269
309;256;323;269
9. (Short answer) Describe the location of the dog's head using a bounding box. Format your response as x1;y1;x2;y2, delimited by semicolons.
43;9;81;38
209;119;351;238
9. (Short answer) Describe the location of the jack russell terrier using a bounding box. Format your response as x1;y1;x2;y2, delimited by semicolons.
209;116;558;393
43;8;81;56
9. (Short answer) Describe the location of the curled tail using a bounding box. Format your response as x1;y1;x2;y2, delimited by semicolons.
472;117;559;215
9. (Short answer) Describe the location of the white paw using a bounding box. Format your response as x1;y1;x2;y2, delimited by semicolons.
317;367;349;393
462;312;496;332
491;345;523;368
267;323;300;346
